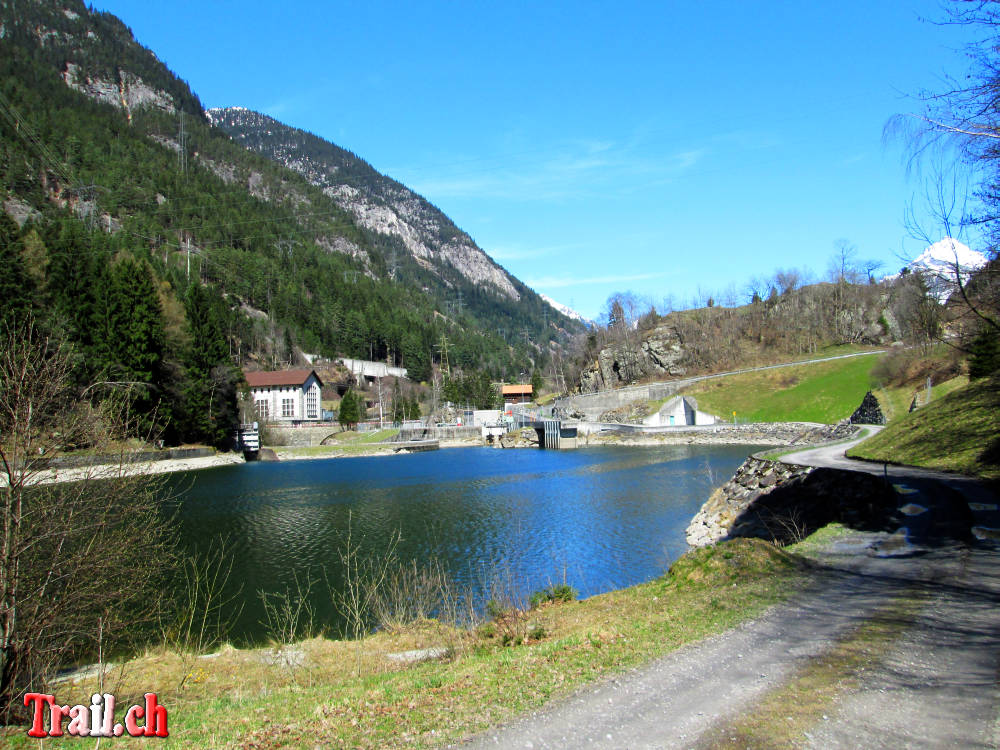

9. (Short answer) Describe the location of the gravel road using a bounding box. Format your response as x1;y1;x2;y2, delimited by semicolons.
457;433;1000;749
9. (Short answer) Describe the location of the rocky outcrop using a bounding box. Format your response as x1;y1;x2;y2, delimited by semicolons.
3;197;41;228
580;324;687;392
499;428;539;448
686;455;899;547
641;325;687;376
63;63;175;118
206;108;523;302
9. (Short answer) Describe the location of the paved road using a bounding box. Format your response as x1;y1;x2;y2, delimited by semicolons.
458;434;1000;749
781;428;1000;547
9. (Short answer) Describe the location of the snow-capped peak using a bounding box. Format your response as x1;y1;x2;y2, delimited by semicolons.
900;237;988;302
910;237;986;273
540;294;589;324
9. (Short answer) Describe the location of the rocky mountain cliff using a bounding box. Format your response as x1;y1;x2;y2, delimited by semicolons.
0;0;203;117
206;107;522;302
0;0;581;381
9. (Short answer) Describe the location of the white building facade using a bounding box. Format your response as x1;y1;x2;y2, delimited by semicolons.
643;395;717;427
244;369;324;424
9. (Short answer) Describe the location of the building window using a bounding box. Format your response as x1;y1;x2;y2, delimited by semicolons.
281;398;295;418
256;399;269;421
305;387;319;419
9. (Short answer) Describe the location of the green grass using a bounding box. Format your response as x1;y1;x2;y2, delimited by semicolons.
871;375;968;423
681;354;881;424
847;374;1000;479
2;539;808;749
326;428;400;444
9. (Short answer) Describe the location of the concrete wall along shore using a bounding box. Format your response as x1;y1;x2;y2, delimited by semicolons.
265;425;341;447
578;421;856;445
265;424;484;447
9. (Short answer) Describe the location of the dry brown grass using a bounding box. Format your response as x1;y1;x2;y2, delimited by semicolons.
3;539;807;748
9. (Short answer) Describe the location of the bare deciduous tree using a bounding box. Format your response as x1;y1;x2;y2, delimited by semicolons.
0;321;176;720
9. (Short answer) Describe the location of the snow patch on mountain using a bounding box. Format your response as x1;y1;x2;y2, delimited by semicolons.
895;238;988;302
540;294;590;324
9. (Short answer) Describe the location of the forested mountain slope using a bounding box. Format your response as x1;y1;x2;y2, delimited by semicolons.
207;107;523;302
0;0;580;444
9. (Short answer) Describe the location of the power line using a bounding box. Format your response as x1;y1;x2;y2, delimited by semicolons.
177;110;189;175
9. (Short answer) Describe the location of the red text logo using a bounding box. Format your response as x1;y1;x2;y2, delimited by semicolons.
24;692;168;738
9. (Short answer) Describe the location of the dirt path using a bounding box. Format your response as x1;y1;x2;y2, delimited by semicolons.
458;435;1000;749
458;538;998;749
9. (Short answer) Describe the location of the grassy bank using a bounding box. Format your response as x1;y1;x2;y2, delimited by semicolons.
677;350;968;428
847;374;1000;479
3;539;808;748
680;354;880;423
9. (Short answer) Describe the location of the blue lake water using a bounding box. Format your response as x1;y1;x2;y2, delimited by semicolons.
163;444;758;643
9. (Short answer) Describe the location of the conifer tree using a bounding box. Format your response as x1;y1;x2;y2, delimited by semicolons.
0;214;33;328
180;284;241;446
338;388;359;429
106;256;168;435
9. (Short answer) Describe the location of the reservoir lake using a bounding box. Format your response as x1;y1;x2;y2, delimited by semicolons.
163;444;760;643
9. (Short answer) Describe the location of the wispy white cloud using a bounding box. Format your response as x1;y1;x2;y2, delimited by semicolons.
399;130;731;203
526;271;666;289
673;148;707;170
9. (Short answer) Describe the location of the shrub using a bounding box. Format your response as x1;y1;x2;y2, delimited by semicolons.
968;328;1000;379
529;583;578;610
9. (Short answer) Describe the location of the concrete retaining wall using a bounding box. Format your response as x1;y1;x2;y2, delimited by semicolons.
576;421;857;445
560;381;683;417
396;426;482;441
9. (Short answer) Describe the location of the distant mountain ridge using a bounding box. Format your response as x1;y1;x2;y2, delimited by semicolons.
206;107;523;303
0;0;582;388
540;293;590;324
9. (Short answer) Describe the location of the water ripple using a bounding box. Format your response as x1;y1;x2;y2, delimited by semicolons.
162;445;760;643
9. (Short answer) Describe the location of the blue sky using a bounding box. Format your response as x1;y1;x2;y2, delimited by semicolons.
95;1;980;320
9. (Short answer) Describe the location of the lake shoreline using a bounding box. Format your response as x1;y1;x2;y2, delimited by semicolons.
19;421;856;485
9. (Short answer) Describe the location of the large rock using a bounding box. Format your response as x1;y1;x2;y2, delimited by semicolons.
499;428;538;448
579;325;687;392
641;324;687;376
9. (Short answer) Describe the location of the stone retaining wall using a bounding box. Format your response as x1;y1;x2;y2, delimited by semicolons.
396;426;482;441
580;421;857;446
685;455;898;547
266;425;340;447
558;381;684;418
